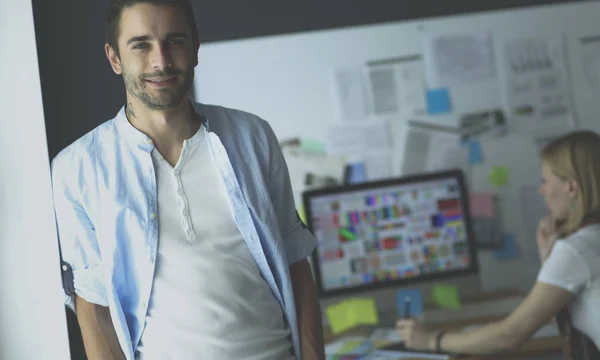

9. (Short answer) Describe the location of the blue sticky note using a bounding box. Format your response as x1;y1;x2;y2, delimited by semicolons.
494;233;519;261
464;140;484;165
426;88;452;114
396;288;424;318
347;162;366;184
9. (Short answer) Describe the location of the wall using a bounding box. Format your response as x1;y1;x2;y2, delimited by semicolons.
194;1;600;293
0;0;71;358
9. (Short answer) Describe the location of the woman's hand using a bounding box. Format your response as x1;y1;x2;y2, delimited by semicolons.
536;215;557;263
396;319;435;351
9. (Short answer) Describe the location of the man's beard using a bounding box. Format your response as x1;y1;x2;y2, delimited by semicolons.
123;67;194;110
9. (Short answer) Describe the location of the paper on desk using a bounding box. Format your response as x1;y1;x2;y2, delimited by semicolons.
325;335;372;357
432;284;461;310
424;32;496;88
333;68;370;122
364;350;450;360
469;193;495;219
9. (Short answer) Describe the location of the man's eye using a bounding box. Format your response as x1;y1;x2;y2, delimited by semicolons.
133;43;148;50
170;39;185;45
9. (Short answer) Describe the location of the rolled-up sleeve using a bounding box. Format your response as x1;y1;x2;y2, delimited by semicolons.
262;123;317;265
51;156;108;311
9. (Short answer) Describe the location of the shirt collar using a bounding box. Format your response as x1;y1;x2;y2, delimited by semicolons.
114;102;210;152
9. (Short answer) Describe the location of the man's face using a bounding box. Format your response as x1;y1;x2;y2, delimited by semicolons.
108;3;198;110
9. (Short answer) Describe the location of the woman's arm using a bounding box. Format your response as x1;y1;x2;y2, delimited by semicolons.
397;282;572;354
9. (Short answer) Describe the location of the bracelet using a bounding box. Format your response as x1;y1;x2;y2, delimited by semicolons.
435;330;447;353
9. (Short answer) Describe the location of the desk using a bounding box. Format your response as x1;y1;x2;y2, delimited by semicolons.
323;290;563;360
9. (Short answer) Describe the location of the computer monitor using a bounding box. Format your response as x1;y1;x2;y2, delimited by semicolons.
303;169;479;298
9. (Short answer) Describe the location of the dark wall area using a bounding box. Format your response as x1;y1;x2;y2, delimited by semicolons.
31;1;578;358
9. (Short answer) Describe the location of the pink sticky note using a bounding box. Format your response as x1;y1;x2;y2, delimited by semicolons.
470;193;494;219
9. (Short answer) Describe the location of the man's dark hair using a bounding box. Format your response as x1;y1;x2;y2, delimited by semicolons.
106;0;199;55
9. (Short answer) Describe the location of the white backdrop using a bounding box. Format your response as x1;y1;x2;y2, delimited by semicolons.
0;0;71;358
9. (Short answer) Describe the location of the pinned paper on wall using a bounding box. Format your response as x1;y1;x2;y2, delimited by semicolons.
367;55;427;115
488;166;510;188
494;233;520;261
432;284;461;309
424;32;497;87
469;193;495;219
426;88;452;114
325;297;379;335
333;68;370;121
396;288;424;318
463;140;484;165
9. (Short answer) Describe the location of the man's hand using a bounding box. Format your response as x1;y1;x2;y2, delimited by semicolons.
396;319;436;351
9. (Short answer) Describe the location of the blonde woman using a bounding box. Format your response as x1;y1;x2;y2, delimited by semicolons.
397;131;600;358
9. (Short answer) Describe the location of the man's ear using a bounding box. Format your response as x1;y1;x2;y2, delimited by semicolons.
105;43;123;75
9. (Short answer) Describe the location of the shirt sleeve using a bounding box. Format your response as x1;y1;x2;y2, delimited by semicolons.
51;155;108;310
262;122;317;265
537;240;590;294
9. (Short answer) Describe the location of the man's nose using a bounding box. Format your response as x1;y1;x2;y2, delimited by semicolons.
151;45;172;70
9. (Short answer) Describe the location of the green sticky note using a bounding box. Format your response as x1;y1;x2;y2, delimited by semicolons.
432;284;461;309
350;297;378;325
488;166;510;188
326;301;355;335
300;138;326;154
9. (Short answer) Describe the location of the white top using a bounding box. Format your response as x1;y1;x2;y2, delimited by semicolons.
537;224;600;349
135;127;294;360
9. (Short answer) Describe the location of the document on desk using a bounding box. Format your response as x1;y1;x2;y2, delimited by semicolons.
364;350;450;360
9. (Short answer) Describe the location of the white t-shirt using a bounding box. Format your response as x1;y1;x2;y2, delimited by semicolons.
537;224;600;349
135;127;294;360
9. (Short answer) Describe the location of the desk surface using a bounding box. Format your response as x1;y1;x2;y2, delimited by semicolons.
323;290;563;359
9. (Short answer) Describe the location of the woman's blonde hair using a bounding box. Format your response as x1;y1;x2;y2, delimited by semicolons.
540;130;600;235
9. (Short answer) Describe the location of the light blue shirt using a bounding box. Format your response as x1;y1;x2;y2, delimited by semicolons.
51;102;317;360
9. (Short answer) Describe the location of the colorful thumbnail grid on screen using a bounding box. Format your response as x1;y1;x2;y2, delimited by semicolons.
310;179;471;291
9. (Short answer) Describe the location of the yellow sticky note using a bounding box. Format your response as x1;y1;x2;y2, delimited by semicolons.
350;297;378;325
325;297;379;335
326;301;355;335
298;206;307;224
432;284;461;310
488;166;510;188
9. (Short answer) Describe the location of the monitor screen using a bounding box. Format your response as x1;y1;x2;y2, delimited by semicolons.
303;170;478;298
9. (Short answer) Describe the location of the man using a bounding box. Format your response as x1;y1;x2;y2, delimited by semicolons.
51;1;325;359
